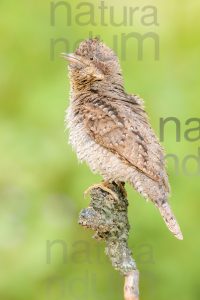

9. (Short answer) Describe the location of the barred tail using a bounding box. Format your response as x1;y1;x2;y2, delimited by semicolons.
155;201;183;240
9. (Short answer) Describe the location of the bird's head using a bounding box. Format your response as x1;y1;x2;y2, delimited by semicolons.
62;38;123;92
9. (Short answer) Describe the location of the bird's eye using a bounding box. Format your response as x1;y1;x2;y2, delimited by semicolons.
90;57;94;61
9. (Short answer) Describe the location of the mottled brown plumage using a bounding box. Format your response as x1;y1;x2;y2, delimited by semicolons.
63;38;183;240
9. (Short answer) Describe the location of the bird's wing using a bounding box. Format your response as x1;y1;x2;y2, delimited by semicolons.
82;96;167;184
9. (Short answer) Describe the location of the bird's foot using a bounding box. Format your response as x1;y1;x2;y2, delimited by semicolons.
84;182;119;201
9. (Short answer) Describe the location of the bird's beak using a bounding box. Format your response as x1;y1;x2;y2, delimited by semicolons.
61;53;81;64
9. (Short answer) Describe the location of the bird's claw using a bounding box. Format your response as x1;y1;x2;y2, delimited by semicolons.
84;183;119;201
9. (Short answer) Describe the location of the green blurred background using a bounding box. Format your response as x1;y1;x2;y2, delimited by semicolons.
0;1;200;299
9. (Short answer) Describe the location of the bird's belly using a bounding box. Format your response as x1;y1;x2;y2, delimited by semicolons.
67;107;132;182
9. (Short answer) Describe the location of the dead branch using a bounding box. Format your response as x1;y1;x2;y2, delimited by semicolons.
78;182;139;300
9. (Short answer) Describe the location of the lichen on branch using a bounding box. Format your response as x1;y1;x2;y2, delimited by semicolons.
78;182;139;300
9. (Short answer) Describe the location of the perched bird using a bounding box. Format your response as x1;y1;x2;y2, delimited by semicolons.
63;38;183;240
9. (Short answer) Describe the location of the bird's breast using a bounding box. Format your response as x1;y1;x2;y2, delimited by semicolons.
66;104;101;166
66;104;131;181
